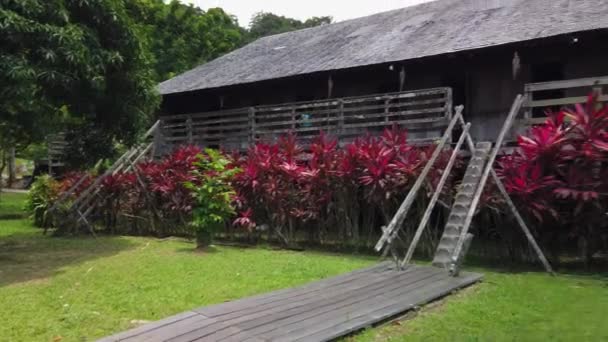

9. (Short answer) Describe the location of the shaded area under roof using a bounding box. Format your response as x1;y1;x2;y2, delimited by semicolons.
158;0;608;95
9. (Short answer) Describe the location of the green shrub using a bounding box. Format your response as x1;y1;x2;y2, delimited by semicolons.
26;175;60;228
185;149;240;248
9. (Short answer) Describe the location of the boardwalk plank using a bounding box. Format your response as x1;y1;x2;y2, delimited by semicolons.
167;267;426;342
130;315;213;342
292;272;482;342
207;268;434;341
98;264;482;342
98;311;199;342
261;270;450;341
223;268;438;341
195;262;390;318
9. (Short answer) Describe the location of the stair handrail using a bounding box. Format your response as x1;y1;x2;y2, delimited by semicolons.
52;121;160;215
449;95;525;273
70;143;146;210
375;107;464;254
400;120;471;268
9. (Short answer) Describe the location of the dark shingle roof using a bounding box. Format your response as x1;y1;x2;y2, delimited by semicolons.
159;0;608;95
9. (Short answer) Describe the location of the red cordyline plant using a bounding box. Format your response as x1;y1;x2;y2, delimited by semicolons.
231;133;324;242
231;125;451;244
58;171;94;198
139;145;201;216
497;93;608;265
54;145;205;234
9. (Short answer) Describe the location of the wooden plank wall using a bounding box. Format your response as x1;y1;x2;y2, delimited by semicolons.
160;87;453;150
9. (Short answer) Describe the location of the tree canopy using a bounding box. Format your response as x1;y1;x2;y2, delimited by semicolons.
0;0;331;169
247;12;332;42
127;0;243;82
1;0;159;165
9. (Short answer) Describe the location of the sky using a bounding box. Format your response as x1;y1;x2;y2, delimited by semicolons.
183;0;434;27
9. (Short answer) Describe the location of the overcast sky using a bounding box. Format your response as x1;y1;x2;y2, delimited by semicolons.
183;0;433;27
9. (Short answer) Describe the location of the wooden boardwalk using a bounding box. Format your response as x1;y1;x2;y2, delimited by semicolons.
99;263;482;342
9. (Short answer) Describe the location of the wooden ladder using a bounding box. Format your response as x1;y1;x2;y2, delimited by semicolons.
374;106;465;264
431;141;492;268
49;121;161;233
376;96;555;276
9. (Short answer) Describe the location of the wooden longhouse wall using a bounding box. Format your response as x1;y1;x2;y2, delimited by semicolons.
160;31;608;146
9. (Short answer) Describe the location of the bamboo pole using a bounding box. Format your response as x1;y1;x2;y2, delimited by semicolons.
491;170;555;274
375;107;463;254
400;122;471;268
454;102;553;275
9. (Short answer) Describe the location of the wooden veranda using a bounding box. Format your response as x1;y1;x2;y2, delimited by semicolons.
98;263;482;342
158;87;454;151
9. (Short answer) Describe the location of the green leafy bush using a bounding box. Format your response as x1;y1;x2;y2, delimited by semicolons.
26;175;60;228
185;149;240;248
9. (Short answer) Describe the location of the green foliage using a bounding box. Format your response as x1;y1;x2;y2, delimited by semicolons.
185;149;239;247
63;122;120;169
25;175;60;227
19;143;47;161
127;0;243;81
0;0;330;166
247;12;332;42
1;0;160;163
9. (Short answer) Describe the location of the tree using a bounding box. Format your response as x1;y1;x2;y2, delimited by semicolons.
247;12;332;42
1;0;160;168
127;0;243;81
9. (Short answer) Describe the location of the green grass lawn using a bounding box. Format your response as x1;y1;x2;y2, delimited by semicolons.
352;268;608;342
0;191;28;219
1;192;607;341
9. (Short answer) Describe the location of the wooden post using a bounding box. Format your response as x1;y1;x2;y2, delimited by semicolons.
491;170;555;275
523;83;533;120
384;98;390;123
401;121;471;268
338;100;345;137
186;115;193;144
450;95;525;274
76;209;98;238
248;107;256;146
151;120;162;160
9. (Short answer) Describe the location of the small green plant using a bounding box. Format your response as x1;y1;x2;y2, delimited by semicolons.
185;149;240;248
26;175;60;228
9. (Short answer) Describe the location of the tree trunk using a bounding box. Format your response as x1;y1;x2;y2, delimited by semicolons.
7;147;15;187
0;149;6;194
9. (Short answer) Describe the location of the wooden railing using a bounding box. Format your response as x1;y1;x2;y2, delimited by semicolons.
160;87;453;150
517;76;608;129
47;133;67;176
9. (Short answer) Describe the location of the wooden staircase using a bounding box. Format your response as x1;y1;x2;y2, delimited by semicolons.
432;142;492;268
49;121;161;233
375;94;555;276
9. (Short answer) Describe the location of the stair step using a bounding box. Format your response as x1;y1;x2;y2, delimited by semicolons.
455;194;472;202
444;225;461;235
447;215;466;225
437;239;459;249
432;141;493;268
462;175;480;184
476;142;493;149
